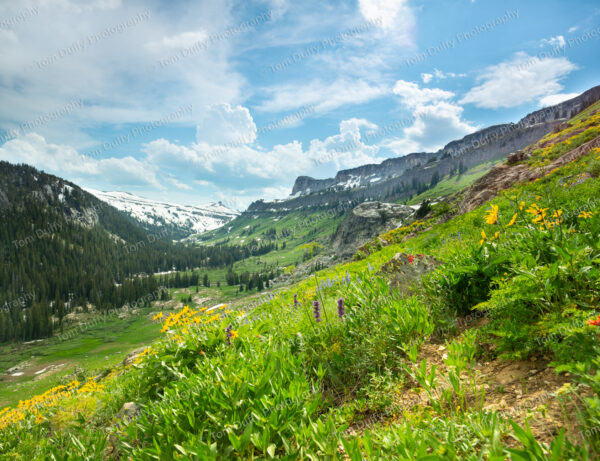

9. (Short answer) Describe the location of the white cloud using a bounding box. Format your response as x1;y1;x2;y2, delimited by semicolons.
145;30;209;52
143;138;310;180
540;35;566;48
393;80;454;107
421;73;433;84
421;69;466;84
385;102;477;153
385;80;477;154
539;93;580;107
568;26;579;33
0;133;162;188
460;52;577;109
164;175;193;190
258;79;390;113
358;0;416;46
307;118;380;169
0;1;245;145
196;103;257;146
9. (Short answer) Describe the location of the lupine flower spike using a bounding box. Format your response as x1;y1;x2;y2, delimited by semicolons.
337;298;345;319
225;324;233;345
313;300;321;323
293;293;298;309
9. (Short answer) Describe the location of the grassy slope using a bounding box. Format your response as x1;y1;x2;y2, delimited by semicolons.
405;159;501;205
4;104;600;458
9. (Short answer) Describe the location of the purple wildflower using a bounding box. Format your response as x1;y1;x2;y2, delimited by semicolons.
293;293;298;309
313;300;321;323
337;298;345;319
225;324;233;346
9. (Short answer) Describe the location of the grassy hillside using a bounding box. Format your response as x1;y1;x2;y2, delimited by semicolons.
404;159;502;205
2;103;600;459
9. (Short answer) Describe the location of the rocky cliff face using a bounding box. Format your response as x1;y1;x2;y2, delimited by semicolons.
329;201;414;259
259;86;600;213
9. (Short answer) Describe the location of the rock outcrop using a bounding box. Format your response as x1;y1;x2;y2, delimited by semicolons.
329;201;414;259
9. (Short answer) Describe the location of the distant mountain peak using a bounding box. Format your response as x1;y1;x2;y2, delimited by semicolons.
85;189;239;238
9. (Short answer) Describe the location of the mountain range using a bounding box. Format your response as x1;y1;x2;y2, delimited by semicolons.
248;85;600;213
85;189;239;239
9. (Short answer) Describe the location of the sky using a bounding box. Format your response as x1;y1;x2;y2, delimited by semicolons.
0;0;599;210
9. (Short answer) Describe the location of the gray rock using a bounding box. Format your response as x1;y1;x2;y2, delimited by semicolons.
329;201;414;259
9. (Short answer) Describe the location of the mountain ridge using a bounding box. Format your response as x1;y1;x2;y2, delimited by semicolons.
85;189;239;239
276;85;600;210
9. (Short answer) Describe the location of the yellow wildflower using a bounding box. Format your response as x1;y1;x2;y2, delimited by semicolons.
484;204;499;225
506;213;518;227
479;230;486;246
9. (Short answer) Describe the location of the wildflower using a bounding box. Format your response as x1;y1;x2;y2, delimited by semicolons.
484;204;499;225
579;211;594;219
506;213;518;227
293;293;298;309
493;232;500;239
552;210;563;224
526;204;548;223
408;254;415;264
152;312;163;321
519;201;526;210
587;315;600;326
225;325;233;345
337;298;345;319
313;300;321;323
230;329;239;340
479;230;486;246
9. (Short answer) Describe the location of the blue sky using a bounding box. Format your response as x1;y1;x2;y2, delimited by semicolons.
0;0;599;209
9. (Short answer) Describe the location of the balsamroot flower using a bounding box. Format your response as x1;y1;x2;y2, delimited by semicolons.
337;298;345;319
506;213;518;227
313;300;321;323
479;230;487;246
484;204;499;225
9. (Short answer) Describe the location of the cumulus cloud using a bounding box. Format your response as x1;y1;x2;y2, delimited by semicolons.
0;133;162;188
393;80;454;107
386;80;477;154
306;118;380;169
421;73;433;84
358;0;416;46
196;103;257;146
540;35;566;47
386;102;477;153
460;52;577;109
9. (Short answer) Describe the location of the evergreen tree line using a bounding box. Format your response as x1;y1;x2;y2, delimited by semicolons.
0;162;283;343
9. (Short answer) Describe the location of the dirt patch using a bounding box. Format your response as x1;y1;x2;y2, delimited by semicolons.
460;134;600;213
390;342;582;445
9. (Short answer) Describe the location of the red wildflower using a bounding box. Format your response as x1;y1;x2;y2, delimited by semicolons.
587;315;600;326
408;255;415;264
